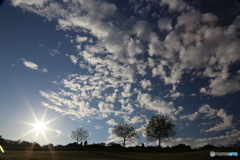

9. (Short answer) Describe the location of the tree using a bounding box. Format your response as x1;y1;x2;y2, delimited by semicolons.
0;136;6;146
70;127;89;144
84;140;88;146
112;122;139;147
144;115;176;147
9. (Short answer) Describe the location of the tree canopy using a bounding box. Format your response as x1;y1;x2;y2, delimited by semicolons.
112;122;139;147
144;115;176;147
70;127;89;144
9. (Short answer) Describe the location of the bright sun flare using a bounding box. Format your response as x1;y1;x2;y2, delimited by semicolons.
34;122;46;132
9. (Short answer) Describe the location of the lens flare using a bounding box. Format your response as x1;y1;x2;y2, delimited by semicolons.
0;145;4;153
34;121;46;132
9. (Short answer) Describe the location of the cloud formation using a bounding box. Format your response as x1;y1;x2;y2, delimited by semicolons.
11;0;240;147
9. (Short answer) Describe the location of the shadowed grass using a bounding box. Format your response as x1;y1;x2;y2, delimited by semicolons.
0;149;218;160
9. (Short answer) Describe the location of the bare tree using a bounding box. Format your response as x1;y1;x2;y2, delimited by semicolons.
112;122;139;147
144;115;176;147
70;127;89;144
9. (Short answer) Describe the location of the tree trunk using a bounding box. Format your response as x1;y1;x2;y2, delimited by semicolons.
123;137;126;147
158;138;161;148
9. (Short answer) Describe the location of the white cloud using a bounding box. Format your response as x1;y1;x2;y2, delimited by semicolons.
21;58;38;70
158;18;172;31
42;68;48;73
198;104;216;119
49;49;60;56
119;103;135;116
69;55;78;64
190;93;196;97
122;115;143;124
11;0;49;7
132;20;152;41
205;109;233;133
106;90;117;103
106;119;117;126
180;104;234;133
140;79;152;90
98;101;114;113
76;35;88;43
173;106;183;115
55;129;63;137
94;125;103;129
200;76;240;96
180;112;199;121
162;129;240;148
160;0;187;12
201;13;218;25
170;91;183;99
175;9;201;32
121;83;132;98
137;92;175;115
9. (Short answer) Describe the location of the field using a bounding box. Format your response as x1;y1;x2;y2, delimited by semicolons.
0;149;216;160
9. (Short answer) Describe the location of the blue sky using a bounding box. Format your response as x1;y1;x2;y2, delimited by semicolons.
0;0;240;148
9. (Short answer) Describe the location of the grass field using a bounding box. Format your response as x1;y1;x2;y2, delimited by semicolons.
0;149;217;160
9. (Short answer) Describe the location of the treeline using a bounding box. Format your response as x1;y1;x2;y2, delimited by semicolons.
1;135;240;151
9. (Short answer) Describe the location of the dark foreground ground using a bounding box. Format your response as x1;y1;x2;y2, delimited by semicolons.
0;148;227;160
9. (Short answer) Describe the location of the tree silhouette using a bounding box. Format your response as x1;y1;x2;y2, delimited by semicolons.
144;115;176;147
112;122;139;147
84;140;88;146
0;135;6;146
70;127;89;144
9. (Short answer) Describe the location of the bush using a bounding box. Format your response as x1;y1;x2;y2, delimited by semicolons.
171;144;191;149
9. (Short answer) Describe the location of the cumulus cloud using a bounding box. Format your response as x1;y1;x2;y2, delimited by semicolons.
122;115;144;124
204;109;233;133
180;104;234;133
106;90;117;103
137;92;175;115
140;79;152;90
106;119;117;126
98;101;114;113
69;55;78;64
158;18;172;31
198;104;217;119
160;0;188;12
76;36;88;43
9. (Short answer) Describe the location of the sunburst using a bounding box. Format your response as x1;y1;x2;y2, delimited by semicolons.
18;107;61;160
34;121;46;132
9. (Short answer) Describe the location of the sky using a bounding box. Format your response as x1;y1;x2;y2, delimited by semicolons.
0;0;240;148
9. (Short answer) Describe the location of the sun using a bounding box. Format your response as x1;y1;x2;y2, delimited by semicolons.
34;121;46;132
19;107;61;141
